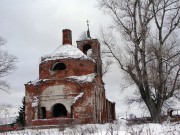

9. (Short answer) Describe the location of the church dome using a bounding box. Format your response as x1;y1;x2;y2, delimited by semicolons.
41;44;95;63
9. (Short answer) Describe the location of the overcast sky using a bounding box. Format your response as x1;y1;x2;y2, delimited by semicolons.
0;0;145;118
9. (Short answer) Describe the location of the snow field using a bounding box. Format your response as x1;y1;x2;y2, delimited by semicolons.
2;119;180;135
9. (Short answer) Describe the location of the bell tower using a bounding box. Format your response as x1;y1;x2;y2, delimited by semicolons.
76;20;102;77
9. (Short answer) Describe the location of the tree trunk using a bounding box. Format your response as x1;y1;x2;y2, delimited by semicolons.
151;109;161;123
147;102;161;123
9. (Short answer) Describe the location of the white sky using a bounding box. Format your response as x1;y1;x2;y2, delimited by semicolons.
0;0;145;118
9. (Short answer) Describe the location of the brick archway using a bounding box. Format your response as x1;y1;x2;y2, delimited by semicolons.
52;103;67;117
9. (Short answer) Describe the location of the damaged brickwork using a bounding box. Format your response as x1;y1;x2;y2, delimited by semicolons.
25;29;116;128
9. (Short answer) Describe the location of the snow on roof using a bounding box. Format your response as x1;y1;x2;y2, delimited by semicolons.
27;79;51;85
66;73;96;83
41;44;95;63
73;92;84;103
26;73;96;85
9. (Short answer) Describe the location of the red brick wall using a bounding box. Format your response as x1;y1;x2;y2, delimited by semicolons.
72;83;95;124
25;79;82;119
25;79;107;125
25;33;116;127
25;71;115;126
32;118;75;126
39;59;95;79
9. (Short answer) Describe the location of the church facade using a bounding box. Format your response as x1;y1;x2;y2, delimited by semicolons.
25;29;115;127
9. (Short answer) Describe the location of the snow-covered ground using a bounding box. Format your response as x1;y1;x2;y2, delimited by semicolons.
1;119;180;135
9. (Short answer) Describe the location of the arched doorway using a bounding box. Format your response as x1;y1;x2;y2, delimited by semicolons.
52;103;67;117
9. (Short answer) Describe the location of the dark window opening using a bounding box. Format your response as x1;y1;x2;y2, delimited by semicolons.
52;63;66;71
94;65;97;73
52;103;67;117
40;107;46;119
83;44;91;55
71;106;73;118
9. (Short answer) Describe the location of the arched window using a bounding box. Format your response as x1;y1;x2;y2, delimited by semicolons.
52;63;66;71
52;103;67;117
83;44;91;55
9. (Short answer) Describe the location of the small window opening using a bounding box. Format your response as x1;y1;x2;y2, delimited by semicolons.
83;44;91;55
52;63;66;71
40;107;46;119
52;103;67;117
94;65;97;73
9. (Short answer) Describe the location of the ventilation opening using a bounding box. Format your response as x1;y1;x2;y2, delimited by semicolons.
40;107;46;119
52;63;66;71
83;44;91;55
52;103;67;117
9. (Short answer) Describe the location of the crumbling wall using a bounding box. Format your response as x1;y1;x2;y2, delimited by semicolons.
72;83;95;124
39;59;95;79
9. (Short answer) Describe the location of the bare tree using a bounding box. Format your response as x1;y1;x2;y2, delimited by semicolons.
98;0;180;123
102;58;113;76
0;36;17;92
79;31;87;40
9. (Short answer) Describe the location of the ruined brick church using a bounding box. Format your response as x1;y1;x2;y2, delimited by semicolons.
25;28;115;127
